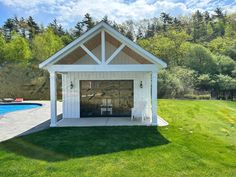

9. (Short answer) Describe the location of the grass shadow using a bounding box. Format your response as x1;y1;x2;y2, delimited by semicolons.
0;126;169;162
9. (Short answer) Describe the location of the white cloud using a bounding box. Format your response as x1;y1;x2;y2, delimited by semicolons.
0;0;235;28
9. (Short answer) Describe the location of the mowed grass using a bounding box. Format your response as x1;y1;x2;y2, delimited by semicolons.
0;99;236;177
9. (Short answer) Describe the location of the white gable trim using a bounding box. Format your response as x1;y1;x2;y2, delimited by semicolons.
102;23;166;68
39;22;167;69
39;24;103;68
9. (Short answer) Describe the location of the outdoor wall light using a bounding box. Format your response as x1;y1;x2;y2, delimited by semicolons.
140;81;143;88
70;81;74;89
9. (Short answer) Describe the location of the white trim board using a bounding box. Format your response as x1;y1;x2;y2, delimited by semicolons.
48;64;159;72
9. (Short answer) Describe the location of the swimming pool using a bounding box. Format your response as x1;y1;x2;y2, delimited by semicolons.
0;103;42;115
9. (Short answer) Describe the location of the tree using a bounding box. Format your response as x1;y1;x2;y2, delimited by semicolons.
208;37;235;54
61;33;73;45
83;13;95;31
196;74;213;91
213;7;225;23
224;45;236;61
138;36;175;65
4;32;31;63
32;28;64;62
210;20;225;37
185;44;217;74
27;16;40;40
136;27;144;40
145;23;155;38
173;17;181;30
204;11;211;24
3;18;16;39
158;69;183;98
213;74;236;99
173;66;196;94
192;10;207;42
49;19;65;36
74;21;84;37
215;55;236;75
126;30;134;41
18;17;28;38
0;34;6;64
139;30;191;66
160;12;173;31
102;15;111;25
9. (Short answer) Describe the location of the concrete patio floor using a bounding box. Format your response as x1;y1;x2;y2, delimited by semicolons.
57;116;168;127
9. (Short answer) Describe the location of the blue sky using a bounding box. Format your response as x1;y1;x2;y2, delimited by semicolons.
0;0;235;29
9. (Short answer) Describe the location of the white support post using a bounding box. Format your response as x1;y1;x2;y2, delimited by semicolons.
151;71;158;126
50;71;57;127
101;30;106;64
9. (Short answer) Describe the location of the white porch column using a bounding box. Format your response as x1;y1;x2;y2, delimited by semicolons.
151;71;158;125
50;71;57;127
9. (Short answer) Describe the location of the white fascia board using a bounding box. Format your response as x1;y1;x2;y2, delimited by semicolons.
48;64;159;72
102;23;167;68
39;23;104;69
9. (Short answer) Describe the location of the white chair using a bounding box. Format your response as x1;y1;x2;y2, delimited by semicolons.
131;101;148;122
101;98;113;115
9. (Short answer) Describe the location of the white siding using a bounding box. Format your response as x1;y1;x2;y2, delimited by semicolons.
62;72;151;118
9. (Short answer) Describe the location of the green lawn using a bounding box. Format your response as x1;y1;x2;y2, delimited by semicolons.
0;100;236;177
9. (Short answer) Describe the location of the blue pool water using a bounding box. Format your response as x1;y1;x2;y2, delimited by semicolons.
0;103;42;115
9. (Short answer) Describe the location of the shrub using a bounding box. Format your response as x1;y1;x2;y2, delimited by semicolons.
184;93;211;100
198;94;211;100
184;94;198;99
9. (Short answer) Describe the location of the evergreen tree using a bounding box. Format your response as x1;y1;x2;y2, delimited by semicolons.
214;8;225;20
204;11;211;24
49;19;65;36
126;30;134;41
83;13;95;31
145;23;155;38
18;17;28;38
136;27;144;40
102;15;112;25
74;21;83;37
3;18;15;39
192;10;207;42
27;16;40;40
160;12;173;31
173;17;181;30
57;25;65;36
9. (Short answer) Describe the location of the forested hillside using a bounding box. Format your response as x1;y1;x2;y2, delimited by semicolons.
0;8;236;100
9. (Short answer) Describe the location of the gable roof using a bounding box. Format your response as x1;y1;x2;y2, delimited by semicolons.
39;21;167;69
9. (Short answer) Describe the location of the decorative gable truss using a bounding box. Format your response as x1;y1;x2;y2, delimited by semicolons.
56;29;152;66
39;22;167;70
